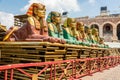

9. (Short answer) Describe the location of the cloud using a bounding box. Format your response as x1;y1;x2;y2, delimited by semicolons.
21;0;81;14
0;12;14;29
89;0;96;4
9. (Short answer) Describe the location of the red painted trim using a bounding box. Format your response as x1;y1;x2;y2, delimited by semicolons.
0;56;119;79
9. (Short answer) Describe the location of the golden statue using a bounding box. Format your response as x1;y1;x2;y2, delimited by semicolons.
85;26;95;46
47;11;66;43
4;3;49;41
76;22;87;41
92;28;100;43
63;18;80;44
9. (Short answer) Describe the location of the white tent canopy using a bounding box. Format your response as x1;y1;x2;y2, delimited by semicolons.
105;42;120;48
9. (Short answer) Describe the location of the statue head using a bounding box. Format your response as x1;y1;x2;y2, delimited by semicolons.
85;26;92;34
92;28;99;36
63;18;76;28
27;3;46;18
47;11;61;24
77;22;84;32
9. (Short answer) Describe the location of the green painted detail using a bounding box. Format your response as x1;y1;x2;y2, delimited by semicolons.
63;28;82;45
63;29;74;44
63;29;71;39
48;23;64;39
82;41;91;46
48;29;58;38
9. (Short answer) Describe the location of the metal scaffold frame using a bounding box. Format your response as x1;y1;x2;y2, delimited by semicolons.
0;56;120;80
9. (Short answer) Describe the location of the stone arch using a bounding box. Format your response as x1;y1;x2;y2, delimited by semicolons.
89;23;100;34
102;22;114;42
89;22;100;29
90;24;99;30
116;22;120;40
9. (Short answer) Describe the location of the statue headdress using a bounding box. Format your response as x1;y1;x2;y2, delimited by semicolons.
26;3;46;30
46;11;61;23
26;3;45;16
63;18;76;28
76;22;84;30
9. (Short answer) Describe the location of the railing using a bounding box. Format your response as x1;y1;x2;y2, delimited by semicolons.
0;56;120;80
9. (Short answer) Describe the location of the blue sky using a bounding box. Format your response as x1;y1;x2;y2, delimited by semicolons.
77;0;120;17
0;0;27;14
0;0;120;28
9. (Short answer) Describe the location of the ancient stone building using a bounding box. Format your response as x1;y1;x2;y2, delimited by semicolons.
76;7;120;42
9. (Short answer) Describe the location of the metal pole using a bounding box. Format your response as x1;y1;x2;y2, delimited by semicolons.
4;70;7;80
10;69;13;80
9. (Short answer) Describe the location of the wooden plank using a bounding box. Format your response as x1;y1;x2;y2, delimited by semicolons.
2;57;41;63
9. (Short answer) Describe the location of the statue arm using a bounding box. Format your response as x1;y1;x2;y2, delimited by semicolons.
84;33;88;41
86;34;93;43
76;31;80;40
63;28;70;39
48;23;56;37
91;35;97;43
27;17;35;26
3;27;19;41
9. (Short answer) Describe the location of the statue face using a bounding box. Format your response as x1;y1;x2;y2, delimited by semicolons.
53;16;61;24
88;29;92;34
79;26;84;32
34;6;46;18
51;12;61;24
69;18;76;28
77;22;84;32
81;27;84;31
92;28;99;36
70;22;76;28
95;31;99;36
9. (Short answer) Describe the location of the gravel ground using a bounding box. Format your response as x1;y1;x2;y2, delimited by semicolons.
81;65;120;80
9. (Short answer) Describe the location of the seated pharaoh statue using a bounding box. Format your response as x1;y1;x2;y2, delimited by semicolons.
3;3;50;41
92;28;100;44
91;28;101;47
46;11;66;44
63;18;81;44
76;22;89;46
85;26;95;46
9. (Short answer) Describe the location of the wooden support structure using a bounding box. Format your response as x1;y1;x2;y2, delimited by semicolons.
0;42;109;65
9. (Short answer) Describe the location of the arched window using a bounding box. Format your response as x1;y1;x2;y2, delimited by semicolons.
103;23;113;35
91;24;99;30
103;23;113;42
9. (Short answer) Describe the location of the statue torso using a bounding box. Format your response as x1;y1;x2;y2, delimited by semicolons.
48;23;64;39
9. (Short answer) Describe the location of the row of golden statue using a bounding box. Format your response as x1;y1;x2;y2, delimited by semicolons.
2;3;108;48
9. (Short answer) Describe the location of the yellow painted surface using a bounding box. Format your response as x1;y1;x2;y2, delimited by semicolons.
32;74;38;80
